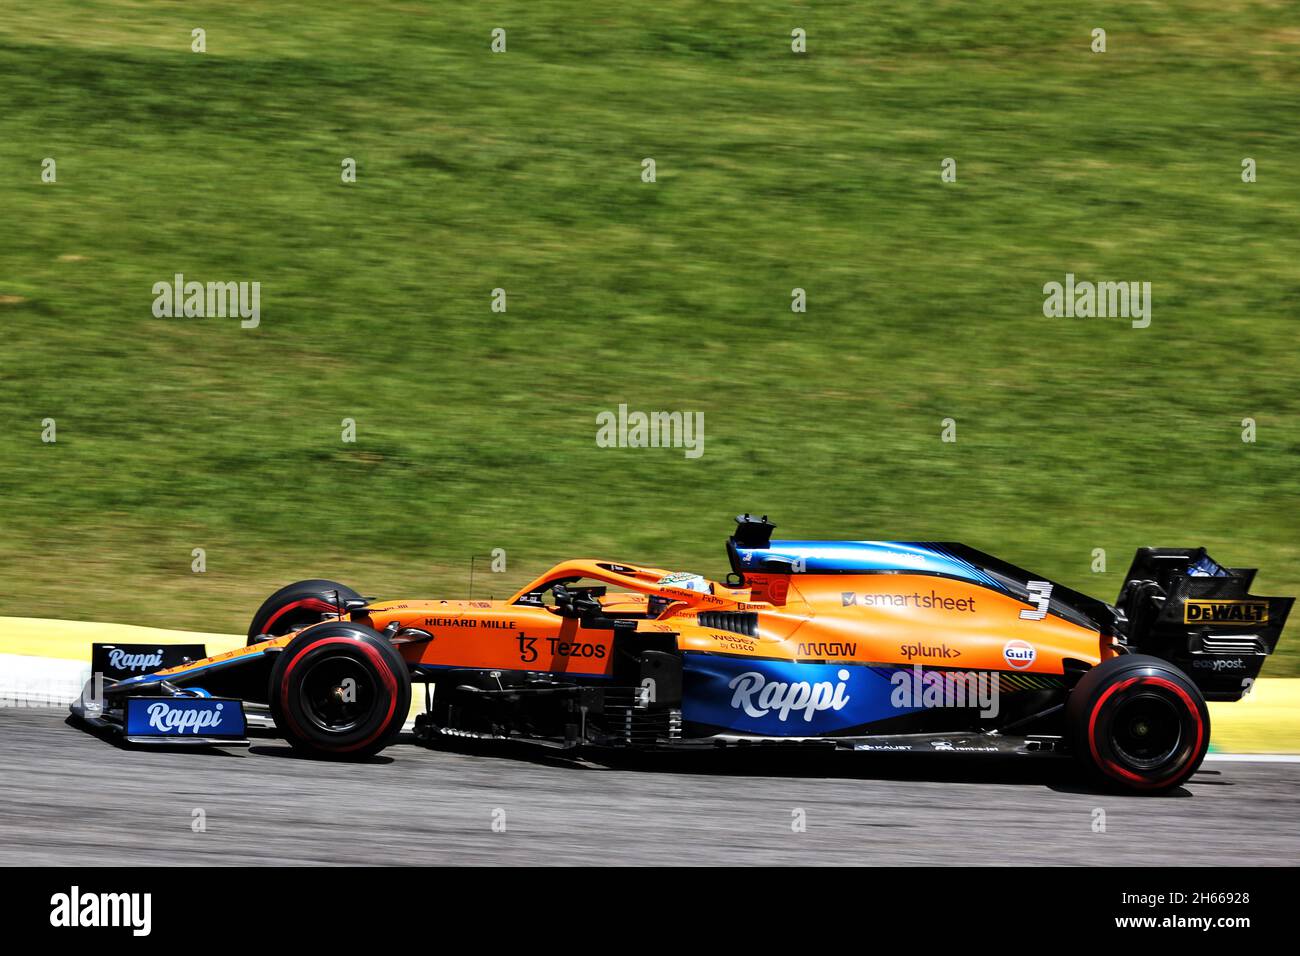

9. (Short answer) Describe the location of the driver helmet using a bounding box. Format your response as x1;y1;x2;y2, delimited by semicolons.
648;571;711;617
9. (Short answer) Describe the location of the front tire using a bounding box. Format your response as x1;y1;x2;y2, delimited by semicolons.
1066;654;1209;794
269;623;411;759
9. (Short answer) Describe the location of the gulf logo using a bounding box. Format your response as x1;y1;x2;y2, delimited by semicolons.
1003;640;1036;670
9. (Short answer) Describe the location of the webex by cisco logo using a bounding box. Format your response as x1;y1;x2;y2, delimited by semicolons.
50;886;151;936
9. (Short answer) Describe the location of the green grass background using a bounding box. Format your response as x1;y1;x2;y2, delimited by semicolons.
1;2;1298;673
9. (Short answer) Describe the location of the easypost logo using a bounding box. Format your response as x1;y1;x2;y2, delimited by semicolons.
50;886;151;936
1191;657;1246;672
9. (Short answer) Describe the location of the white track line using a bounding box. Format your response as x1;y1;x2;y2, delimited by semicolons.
0;653;89;706
1203;753;1300;763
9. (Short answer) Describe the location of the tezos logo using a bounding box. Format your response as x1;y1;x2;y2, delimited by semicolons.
1002;640;1036;670
147;701;224;734
728;669;851;722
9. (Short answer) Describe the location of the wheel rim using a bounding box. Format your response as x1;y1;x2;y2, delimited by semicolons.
298;657;375;734
1109;691;1183;770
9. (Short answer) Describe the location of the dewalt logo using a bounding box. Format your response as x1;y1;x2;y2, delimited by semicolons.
1184;600;1268;626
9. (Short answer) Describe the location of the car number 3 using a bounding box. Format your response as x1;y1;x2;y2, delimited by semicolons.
1019;581;1053;621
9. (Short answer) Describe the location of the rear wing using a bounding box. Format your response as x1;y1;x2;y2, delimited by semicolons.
1117;548;1292;700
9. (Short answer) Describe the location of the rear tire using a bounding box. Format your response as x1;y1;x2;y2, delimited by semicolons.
247;579;362;646
269;622;410;759
1066;654;1210;794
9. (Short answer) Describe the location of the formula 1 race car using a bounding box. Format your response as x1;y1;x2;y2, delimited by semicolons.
71;515;1292;793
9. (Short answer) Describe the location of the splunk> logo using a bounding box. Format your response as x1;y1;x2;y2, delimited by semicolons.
146;701;225;734
595;404;704;459
152;273;260;328
728;669;851;722
1042;273;1150;328
899;641;961;660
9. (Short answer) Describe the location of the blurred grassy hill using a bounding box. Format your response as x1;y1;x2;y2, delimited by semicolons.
1;2;1298;673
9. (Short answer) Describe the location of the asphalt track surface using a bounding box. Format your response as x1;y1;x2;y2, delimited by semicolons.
1;709;1296;866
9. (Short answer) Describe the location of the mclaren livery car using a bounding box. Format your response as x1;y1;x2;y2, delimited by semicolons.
71;515;1291;792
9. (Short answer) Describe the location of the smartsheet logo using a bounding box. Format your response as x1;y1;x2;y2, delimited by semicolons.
595;403;704;459
152;272;261;328
49;886;151;936
1042;273;1151;328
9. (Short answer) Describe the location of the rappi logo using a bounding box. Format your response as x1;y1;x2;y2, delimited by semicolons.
1003;640;1036;670
145;701;225;734
728;668;852;722
108;647;163;671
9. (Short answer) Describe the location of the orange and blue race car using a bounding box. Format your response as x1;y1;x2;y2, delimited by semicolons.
70;515;1291;793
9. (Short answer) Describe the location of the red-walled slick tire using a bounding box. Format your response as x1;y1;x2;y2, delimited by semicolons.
269;622;410;759
1066;654;1210;794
